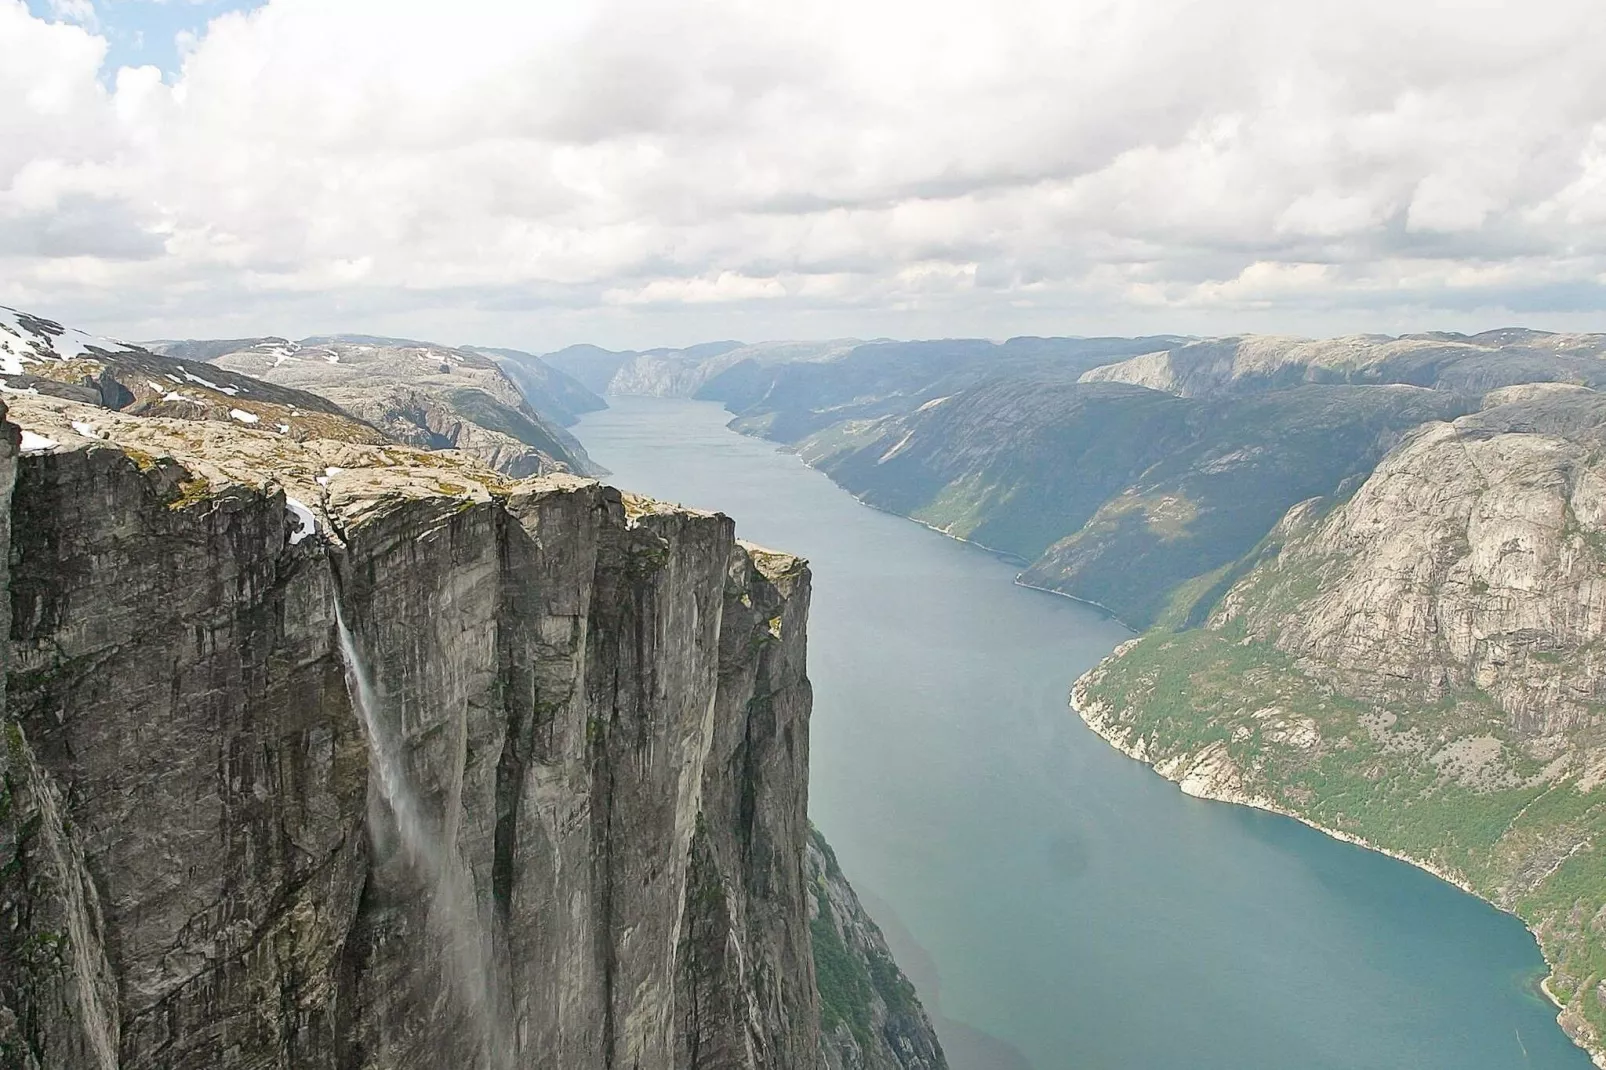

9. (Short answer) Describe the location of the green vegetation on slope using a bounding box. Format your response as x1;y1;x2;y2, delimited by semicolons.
798;380;1465;626
1080;626;1606;1052
807;828;939;1069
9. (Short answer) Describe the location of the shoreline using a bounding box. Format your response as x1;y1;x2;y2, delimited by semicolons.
1068;661;1603;1070
717;401;1603;1065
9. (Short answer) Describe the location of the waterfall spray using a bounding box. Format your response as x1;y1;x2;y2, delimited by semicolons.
334;601;514;1069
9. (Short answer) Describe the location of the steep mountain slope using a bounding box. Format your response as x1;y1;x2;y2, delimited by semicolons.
538;344;644;394
192;337;600;477
539;340;861;402
591;327;1604;632
1075;393;1606;1062
461;346;607;426
798;378;1468;626
709;336;1186;441
541;341;749;396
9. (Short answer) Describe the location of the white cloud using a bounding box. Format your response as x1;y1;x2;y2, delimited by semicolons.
46;0;96;29
4;0;1606;347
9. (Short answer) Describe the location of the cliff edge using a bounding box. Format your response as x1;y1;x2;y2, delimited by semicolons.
0;375;941;1069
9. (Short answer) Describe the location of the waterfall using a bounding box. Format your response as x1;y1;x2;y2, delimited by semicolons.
333;602;514;1069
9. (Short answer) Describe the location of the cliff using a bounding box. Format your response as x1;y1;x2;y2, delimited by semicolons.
0;374;940;1069
1075;393;1606;1063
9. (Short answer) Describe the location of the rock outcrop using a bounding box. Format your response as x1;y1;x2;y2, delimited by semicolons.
0;372;869;1070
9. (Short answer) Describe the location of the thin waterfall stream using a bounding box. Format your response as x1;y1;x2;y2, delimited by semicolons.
333;601;515;1069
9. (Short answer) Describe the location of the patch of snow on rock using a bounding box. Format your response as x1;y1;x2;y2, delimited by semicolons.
229;408;260;424
19;431;57;452
284;496;317;545
182;370;235;394
70;421;100;439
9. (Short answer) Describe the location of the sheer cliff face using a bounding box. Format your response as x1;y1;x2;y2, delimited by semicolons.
0;394;820;1070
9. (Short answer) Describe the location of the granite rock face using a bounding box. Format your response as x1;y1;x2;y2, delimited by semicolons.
0;393;831;1069
1220;395;1606;737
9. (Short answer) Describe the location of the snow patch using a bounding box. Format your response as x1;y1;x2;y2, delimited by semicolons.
229;408;260;424
277;423;291;434
916;395;953;411
284;496;317;546
70;421;100;439
183;370;238;395
19;430;57;452
0;380;39;396
0;305;135;374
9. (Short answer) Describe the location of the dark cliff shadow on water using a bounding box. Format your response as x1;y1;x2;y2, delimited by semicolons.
854;886;1036;1070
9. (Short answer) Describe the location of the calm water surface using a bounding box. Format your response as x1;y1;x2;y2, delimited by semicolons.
576;397;1588;1070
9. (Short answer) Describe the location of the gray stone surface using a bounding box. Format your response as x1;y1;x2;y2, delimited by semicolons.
0;395;841;1070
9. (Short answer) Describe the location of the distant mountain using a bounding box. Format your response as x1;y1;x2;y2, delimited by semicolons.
164;336;599;477
5;309;383;443
461;345;607;427
1080;330;1606;397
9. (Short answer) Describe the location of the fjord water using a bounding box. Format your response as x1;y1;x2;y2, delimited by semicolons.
576;397;1588;1070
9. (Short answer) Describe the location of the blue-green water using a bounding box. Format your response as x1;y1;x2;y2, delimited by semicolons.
576;397;1590;1070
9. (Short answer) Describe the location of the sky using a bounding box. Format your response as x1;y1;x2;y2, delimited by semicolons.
6;0;1606;352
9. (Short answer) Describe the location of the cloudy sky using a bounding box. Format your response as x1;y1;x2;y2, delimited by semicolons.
6;0;1606;350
